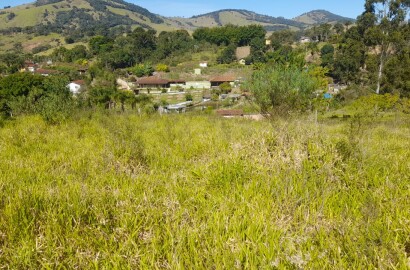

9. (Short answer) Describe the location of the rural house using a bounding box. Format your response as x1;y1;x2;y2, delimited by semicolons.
137;76;170;89
34;68;58;76
67;80;85;94
210;75;236;87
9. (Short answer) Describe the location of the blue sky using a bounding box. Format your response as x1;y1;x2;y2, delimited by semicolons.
1;0;365;19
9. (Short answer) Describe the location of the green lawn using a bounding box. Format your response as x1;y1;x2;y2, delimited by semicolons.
0;113;409;268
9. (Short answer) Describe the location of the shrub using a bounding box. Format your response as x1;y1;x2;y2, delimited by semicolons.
247;66;319;115
219;82;232;94
185;92;193;101
155;63;170;72
348;93;400;116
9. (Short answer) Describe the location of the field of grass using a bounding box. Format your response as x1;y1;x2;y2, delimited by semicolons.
0;113;410;268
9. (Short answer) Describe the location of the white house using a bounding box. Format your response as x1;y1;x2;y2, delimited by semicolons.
300;36;311;43
67;80;85;94
199;62;208;68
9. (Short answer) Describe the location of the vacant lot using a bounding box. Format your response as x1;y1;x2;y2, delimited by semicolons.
0;113;409;268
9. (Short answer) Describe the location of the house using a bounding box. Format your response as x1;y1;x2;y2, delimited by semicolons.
185;81;211;89
210;75;236;87
67;80;85;94
34;68;58;76
169;79;186;91
23;61;38;73
199;62;208;68
238;59;246;65
300;36;311;43
328;84;347;94
137;76;170;89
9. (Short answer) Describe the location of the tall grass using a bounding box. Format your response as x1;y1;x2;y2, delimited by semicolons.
0;113;409;268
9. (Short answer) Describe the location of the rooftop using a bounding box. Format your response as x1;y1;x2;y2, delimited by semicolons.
137;76;169;85
210;75;236;83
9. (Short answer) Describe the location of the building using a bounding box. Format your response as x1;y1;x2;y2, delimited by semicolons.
23;61;38;73
300;36;311;43
67;80;85;94
328;84;347;94
185;81;211;89
169;79;186;91
199;62;208;68
210;75;236;87
34;68;58;76
137;76;170;89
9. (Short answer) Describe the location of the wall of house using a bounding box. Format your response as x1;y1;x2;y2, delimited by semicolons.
185;81;211;89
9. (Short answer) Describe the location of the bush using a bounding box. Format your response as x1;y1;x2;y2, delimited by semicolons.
247;66;319;115
185;92;193;101
128;64;154;77
348;93;400;117
155;63;170;72
219;82;232;94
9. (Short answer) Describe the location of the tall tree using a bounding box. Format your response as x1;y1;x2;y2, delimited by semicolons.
360;0;410;93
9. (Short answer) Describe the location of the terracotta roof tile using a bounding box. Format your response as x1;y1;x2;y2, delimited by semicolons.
137;76;169;85
210;75;236;83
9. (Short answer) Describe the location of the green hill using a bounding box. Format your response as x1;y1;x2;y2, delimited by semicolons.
293;10;355;25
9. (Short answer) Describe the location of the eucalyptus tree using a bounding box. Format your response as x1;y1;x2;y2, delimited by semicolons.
360;0;410;94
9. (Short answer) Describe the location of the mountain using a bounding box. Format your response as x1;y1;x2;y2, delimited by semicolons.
177;9;306;31
0;0;356;33
0;0;166;32
293;10;355;25
0;0;357;53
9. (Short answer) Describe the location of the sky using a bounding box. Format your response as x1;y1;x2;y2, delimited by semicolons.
0;0;365;19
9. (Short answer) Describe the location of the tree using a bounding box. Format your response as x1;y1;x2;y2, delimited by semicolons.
89;86;117;109
360;0;410;94
129;64;154;77
217;44;236;64
0;73;72;119
320;44;335;69
334;23;345;36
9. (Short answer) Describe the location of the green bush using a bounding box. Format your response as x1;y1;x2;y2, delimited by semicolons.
247;66;319;115
219;82;232;94
348;93;400;116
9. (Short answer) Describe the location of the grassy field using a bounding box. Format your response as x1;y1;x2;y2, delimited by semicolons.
0;113;409;268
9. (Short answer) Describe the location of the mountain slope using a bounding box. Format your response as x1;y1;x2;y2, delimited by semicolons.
0;0;165;31
0;1;356;34
0;1;358;54
161;9;307;32
293;10;355;25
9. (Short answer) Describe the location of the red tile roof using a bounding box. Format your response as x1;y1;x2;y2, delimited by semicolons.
168;79;186;84
34;68;57;75
137;76;169;85
72;80;85;85
210;75;236;83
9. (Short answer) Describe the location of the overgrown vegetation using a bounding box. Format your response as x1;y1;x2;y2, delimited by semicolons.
0;113;409;268
0;1;409;267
